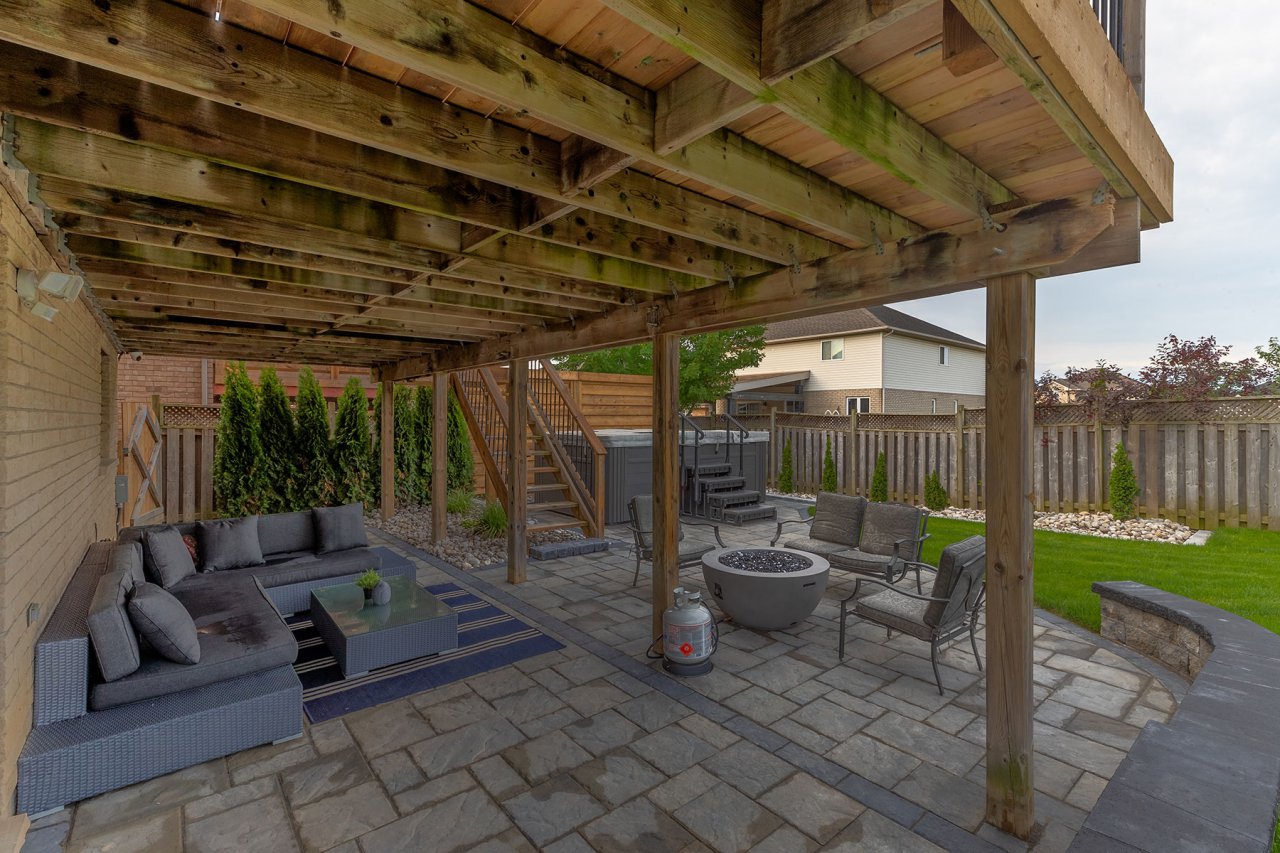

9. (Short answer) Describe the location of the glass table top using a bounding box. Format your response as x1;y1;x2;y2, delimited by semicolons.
311;575;453;638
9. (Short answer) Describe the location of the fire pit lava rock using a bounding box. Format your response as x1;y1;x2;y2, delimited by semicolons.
701;547;829;631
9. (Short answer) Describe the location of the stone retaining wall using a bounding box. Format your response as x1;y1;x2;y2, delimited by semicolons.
1098;596;1212;678
1070;582;1280;851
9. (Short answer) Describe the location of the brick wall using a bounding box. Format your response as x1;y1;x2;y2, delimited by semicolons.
0;190;117;817
882;388;985;414
117;355;206;403
802;388;882;414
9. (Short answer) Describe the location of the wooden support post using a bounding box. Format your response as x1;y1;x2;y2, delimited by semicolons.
984;272;1037;839
1093;409;1105;511
847;411;859;495
651;332;680;644
431;373;448;543
507;359;528;584
379;378;395;522
954;405;967;507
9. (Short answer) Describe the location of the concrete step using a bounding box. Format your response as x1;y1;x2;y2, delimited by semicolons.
721;504;778;525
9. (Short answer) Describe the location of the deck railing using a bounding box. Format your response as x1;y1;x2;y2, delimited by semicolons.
451;369;510;505
527;360;606;535
1091;0;1145;100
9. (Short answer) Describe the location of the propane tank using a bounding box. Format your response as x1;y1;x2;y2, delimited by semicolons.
662;587;716;676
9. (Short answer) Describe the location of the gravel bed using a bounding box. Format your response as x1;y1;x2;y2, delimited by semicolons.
368;502;583;569
933;507;1195;543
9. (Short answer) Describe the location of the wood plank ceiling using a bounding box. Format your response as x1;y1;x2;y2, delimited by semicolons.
0;0;1169;371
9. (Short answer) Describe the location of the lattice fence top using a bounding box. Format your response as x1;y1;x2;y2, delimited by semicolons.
162;404;220;429
859;413;954;432
1031;405;1090;427
775;413;848;432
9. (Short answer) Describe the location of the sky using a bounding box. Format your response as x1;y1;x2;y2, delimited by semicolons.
889;2;1280;376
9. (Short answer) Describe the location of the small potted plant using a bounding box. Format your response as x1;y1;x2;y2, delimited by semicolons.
355;569;382;603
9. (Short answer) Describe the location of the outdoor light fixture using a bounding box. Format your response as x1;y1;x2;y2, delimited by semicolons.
17;269;84;301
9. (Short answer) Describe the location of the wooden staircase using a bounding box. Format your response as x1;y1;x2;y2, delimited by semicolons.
451;361;606;537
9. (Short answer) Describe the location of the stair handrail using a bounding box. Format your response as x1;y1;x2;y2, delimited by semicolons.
527;360;606;537
721;411;749;479
450;369;509;505
678;412;705;516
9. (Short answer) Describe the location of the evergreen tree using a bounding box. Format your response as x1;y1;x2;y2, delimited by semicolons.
414;385;435;503
256;366;297;514
924;469;949;511
778;436;795;493
370;386;381;500
870;452;888;502
821;436;838;493
445;390;475;493
332;377;374;509
393;384;420;505
213;362;264;516
294;366;333;509
1109;441;1139;520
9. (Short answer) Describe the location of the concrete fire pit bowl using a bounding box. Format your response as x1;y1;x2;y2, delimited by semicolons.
701;547;829;631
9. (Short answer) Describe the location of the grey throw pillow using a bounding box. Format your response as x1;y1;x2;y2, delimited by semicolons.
313;503;368;553
144;526;197;588
198;516;265;571
87;548;143;682
127;582;201;665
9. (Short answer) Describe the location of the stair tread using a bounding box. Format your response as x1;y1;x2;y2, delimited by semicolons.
529;519;586;532
529;483;570;492
529;500;578;511
705;490;761;505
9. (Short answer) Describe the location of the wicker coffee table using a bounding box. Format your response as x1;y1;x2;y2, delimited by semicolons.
310;576;458;679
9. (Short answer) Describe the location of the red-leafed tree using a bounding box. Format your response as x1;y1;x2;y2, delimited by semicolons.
1140;335;1274;417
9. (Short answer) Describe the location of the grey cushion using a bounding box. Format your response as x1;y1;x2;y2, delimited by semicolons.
143;526;197;588
831;549;898;578
120;522;198;581
91;572;298;711
258;510;316;556
629;495;687;552
313;503;368;553
924;536;987;628
128;582;201;665
678;542;716;566
860;503;924;558
246;547;382;588
199;516;265;571
782;536;850;559
854;590;932;641
86;543;144;682
810;493;865;547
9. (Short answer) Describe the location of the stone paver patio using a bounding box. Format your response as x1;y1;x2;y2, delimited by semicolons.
24;509;1182;853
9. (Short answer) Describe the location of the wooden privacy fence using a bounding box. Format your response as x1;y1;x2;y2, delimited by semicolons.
749;398;1280;531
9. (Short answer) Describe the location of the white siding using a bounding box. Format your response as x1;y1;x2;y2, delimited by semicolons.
741;333;881;390
881;335;985;394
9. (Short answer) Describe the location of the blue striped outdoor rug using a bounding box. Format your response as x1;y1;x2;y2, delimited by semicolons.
289;582;563;722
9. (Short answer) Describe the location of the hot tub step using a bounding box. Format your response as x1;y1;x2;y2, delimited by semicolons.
721;505;778;525
705;489;762;508
698;476;745;493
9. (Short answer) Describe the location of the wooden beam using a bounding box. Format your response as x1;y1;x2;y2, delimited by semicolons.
432;373;448;544
560;137;637;197
984;270;1036;839
382;191;1115;378
1044;195;1140;278
506;359;528;584
943;0;998;77
651;332;680;642
0;2;841;263
654;65;756;155
380;379;395;521
601;0;1015;217
950;0;1172;222
760;0;935;83
220;0;914;247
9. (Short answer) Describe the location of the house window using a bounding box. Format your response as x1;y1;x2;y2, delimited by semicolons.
939;345;949;365
846;396;870;415
784;400;804;413
821;339;843;361
930;398;937;414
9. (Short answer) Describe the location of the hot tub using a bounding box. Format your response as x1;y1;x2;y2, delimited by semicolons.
701;547;829;631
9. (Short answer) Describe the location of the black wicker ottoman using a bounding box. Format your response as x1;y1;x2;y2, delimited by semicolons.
310;576;459;678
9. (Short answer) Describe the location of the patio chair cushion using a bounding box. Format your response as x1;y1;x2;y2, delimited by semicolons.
859;503;922;557
143;526;197;588
831;549;898;578
781;536;850;560
628;496;686;551
127;582;201;665
314;503;369;553
257;510;316;557
198;516;265;571
245;547;382;588
854;589;931;641
90;573;297;711
810;492;865;547
924;536;987;629
86;543;145;682
678;542;716;566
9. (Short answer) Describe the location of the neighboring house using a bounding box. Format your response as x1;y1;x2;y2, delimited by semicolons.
1046;374;1146;404
730;306;985;415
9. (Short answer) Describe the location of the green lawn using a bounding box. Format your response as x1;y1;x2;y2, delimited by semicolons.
918;518;1280;635
917;519;1280;853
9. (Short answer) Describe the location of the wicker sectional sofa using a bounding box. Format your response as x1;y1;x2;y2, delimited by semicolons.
16;507;414;815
